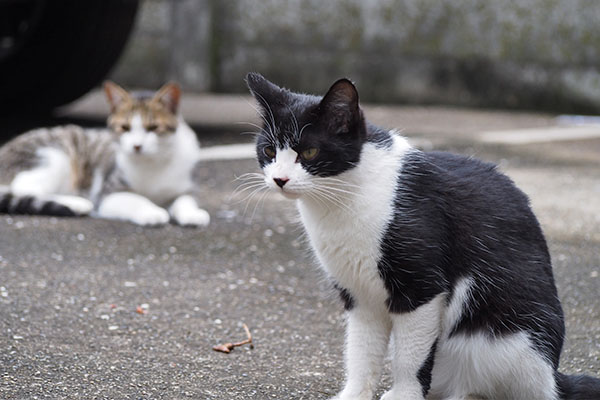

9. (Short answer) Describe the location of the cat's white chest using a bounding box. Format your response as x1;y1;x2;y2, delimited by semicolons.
298;139;410;307
300;205;389;306
123;157;194;204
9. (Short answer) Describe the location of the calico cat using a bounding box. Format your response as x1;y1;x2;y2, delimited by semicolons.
246;72;600;400
0;82;210;227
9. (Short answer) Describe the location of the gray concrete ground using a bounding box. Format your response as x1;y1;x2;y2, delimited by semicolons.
1;93;599;399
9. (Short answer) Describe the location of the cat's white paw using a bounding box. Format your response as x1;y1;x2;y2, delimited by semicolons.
380;387;424;400
129;206;170;226
332;389;373;400
52;195;94;216
173;207;210;227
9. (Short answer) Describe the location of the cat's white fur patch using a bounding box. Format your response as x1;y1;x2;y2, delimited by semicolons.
119;113;160;156
430;332;558;400
336;306;392;400
384;294;445;400
262;147;311;199
169;194;210;226
442;277;474;336
97;191;170;226
9;147;94;215
11;147;73;196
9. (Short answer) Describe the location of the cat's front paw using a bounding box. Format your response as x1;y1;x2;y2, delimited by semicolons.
52;195;94;216
380;387;424;400
130;206;170;226
332;389;373;400
172;207;210;227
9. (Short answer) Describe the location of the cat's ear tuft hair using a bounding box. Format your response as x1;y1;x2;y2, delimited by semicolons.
104;81;131;112
319;78;360;134
245;72;286;112
153;82;181;114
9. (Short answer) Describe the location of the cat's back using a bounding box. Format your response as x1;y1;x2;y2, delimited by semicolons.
0;125;115;185
401;150;531;214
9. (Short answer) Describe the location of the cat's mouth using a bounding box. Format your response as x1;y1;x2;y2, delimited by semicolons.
278;188;302;200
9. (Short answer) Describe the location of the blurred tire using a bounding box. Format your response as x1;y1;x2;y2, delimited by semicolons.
0;0;139;115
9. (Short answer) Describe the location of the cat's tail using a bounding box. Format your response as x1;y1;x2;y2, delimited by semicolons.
0;189;92;216
557;372;600;400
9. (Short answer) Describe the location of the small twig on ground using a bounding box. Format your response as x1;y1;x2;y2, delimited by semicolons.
213;323;254;353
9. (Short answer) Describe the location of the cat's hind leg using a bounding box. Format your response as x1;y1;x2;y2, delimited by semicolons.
430;332;558;400
168;194;210;227
9;147;92;215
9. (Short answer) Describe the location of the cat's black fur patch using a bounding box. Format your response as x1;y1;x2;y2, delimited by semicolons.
334;283;355;310
377;149;565;364
417;339;438;397
0;192;76;216
556;372;600;400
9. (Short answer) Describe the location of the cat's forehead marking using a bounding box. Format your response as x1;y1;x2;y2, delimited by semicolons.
130;113;144;132
276;147;298;163
110;98;178;132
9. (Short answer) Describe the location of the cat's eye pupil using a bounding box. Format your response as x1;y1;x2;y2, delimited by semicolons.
147;124;158;131
121;124;131;132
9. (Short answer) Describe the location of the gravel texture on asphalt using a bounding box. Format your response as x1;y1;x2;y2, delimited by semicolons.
1;118;598;399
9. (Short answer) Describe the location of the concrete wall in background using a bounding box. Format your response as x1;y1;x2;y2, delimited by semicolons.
109;0;600;113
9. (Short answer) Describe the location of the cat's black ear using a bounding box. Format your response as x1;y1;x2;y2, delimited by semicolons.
245;72;286;112
319;78;360;134
104;81;131;112
153;82;181;114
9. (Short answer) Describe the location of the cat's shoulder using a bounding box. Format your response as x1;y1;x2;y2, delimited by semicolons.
403;150;501;180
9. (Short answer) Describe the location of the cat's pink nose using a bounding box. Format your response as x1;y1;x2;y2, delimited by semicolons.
274;178;289;188
133;145;142;153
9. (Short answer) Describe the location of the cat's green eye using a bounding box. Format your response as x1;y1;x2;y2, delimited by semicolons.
301;147;319;161
264;146;276;158
121;123;131;132
146;124;158;132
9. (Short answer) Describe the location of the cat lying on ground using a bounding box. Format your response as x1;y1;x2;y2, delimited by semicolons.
246;72;600;400
0;82;210;227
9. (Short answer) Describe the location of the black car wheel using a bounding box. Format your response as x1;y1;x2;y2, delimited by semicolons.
0;0;139;115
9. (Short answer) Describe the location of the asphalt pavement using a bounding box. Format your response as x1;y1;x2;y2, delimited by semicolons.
0;92;599;399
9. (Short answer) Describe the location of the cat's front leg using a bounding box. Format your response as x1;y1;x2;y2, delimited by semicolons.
334;306;392;400
168;194;210;227
96;192;170;226
380;295;444;400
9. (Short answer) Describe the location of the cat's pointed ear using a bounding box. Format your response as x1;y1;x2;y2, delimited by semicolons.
319;78;360;134
103;81;131;112
245;72;285;113
153;82;181;114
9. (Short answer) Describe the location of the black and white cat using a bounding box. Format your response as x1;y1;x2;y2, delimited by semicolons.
246;73;600;400
0;82;209;227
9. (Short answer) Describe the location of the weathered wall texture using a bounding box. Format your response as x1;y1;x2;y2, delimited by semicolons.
110;0;600;113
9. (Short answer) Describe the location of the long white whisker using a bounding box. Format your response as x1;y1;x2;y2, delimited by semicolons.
241;186;268;215
249;189;271;222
